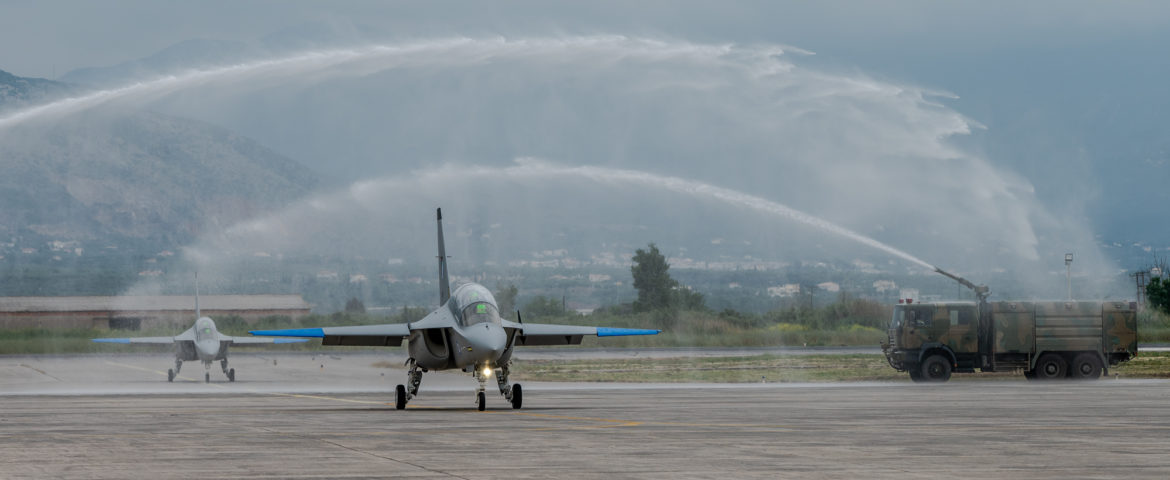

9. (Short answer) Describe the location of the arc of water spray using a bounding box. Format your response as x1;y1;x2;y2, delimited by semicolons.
342;160;937;271
0;36;800;131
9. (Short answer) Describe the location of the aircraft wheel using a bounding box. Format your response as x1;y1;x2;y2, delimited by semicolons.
167;369;175;382
395;385;407;410
477;391;486;411
511;384;523;410
227;368;236;382
205;372;210;383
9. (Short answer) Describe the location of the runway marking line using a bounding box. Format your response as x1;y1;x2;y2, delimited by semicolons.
266;392;390;406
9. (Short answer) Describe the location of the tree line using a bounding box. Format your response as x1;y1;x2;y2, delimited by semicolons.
494;242;890;331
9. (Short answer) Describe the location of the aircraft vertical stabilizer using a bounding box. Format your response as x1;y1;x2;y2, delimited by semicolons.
195;271;201;318
437;208;451;305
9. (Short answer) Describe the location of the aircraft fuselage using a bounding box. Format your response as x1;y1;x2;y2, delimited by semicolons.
408;283;512;372
187;317;228;366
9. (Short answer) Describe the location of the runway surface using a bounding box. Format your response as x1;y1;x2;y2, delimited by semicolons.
3;353;1170;479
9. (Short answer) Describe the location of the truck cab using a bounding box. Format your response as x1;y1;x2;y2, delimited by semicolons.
883;300;980;381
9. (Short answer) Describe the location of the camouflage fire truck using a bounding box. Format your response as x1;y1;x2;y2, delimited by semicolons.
880;269;1137;382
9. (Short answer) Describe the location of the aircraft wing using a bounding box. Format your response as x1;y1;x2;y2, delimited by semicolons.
503;321;661;346
222;335;309;346
250;324;413;347
92;336;177;345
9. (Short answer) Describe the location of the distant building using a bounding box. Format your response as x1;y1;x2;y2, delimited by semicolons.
0;295;311;330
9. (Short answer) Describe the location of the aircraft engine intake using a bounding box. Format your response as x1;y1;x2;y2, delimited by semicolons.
409;328;452;370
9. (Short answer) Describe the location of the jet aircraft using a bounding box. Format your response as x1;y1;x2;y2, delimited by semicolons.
251;208;660;411
93;289;307;383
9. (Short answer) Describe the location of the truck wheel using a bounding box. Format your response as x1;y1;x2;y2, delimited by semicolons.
908;369;925;383
920;355;952;382
1033;353;1067;380
1069;353;1102;380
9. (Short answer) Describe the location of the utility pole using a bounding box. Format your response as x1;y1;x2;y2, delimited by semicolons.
1132;270;1149;308
1065;253;1073;300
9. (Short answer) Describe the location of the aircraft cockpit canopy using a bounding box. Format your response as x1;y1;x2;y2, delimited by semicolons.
194;318;216;341
462;302;502;326
453;284;501;326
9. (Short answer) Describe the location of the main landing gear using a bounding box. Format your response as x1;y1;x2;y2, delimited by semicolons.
496;365;522;410
396;359;424;410
221;359;236;382
166;358;235;383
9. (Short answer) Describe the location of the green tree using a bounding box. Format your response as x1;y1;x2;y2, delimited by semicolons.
631;243;677;312
523;295;565;318
674;287;706;311
344;297;366;314
397;305;428;323
1148;277;1170;312
494;282;519;319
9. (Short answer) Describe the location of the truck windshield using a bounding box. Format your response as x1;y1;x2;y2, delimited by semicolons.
891;306;904;329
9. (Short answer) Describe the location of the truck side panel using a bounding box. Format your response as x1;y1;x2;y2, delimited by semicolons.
1034;317;1103;352
1034;302;1102;354
1102;301;1138;362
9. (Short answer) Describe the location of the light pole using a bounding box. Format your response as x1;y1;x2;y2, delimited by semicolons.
1065;253;1073;300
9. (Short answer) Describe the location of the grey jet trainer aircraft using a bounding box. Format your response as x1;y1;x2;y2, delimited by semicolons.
93;292;307;383
250;208;660;411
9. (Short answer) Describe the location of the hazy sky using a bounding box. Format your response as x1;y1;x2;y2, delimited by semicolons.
3;1;1169;79
2;1;1168;290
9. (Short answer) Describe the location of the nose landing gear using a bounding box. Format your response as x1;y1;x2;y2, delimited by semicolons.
474;364;490;411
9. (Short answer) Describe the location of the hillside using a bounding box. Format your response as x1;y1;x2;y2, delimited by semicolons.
0;70;319;250
0;68;76;110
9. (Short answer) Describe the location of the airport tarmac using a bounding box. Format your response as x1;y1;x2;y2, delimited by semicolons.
3;354;1170;479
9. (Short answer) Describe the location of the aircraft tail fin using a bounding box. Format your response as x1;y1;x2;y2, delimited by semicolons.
437;208;451;305
194;271;201;319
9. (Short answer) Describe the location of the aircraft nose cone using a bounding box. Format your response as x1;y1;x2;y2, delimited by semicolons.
464;323;507;361
196;339;219;358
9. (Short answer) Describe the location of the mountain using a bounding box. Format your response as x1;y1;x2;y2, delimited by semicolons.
0;71;319;250
58;38;258;88
0;69;77;110
58;24;384;88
